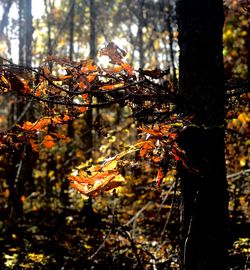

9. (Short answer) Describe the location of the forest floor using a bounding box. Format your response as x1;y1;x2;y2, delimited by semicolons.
0;188;249;270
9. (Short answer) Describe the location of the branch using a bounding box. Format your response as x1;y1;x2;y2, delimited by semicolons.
226;81;250;98
28;93;130;108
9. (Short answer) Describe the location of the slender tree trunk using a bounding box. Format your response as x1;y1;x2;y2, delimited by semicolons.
69;0;75;61
60;0;76;206
24;0;32;66
81;0;97;219
138;0;144;68
0;0;13;39
18;0;25;65
83;0;96;162
177;1;228;269
7;0;34;227
165;7;177;89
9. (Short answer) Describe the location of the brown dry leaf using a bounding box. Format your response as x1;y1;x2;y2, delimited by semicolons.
99;42;126;65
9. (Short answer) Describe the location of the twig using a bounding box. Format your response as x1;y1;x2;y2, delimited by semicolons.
88;229;112;260
125;201;151;226
6;101;32;131
161;178;178;240
227;169;250;180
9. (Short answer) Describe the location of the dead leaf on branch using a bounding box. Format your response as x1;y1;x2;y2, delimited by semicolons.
99;42;126;65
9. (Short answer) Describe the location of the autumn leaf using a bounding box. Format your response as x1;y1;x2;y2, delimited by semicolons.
69;173;125;197
63;115;71;121
82;93;89;99
79;81;86;89
86;74;96;82
139;140;155;157
77;107;88;113
111;66;123;73
99;42;126;65
81;60;97;73
68;156;124;197
43;66;51;76
156;168;165;186
57;75;72;81
42;135;55;149
152;156;162;163
100;83;124;90
29;139;39;152
21;121;34;130
102;159;117;171
35;88;42;96
121;63;134;76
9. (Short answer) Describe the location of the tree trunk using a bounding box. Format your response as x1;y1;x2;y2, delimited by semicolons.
138;0;144;68
7;0;34;228
177;1;229;269
0;0;13;39
60;0;76;206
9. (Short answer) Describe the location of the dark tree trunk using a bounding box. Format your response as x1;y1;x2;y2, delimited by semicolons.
24;0;32;66
0;0;13;39
18;0;25;64
7;0;34;228
60;0;76;206
80;0;97;220
69;0;75;61
138;0;144;68
177;1;228;269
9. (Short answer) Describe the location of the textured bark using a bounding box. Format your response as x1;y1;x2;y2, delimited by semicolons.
177;1;229;269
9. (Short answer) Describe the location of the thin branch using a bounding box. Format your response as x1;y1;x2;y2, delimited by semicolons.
227;169;250;180
125;201;151;226
88;229;112;260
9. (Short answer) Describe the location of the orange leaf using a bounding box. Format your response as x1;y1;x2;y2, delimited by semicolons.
86;74;96;82
139;140;155;157
35;88;41;96
100;83;124;90
78;107;87;113
112;66;123;73
86;62;97;71
152;156;162;163
22;121;34;130
121;62;134;75
42;135;55;149
79;81;86;89
21;84;31;94
30;139;39;152
82;93;89;100
63;115;70;121
35;118;50;130
156;168;165;186
58;75;72;80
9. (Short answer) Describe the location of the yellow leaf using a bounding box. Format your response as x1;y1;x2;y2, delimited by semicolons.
102;160;117;171
238;113;249;123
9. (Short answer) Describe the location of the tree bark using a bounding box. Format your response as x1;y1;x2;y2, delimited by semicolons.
177;1;229;269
